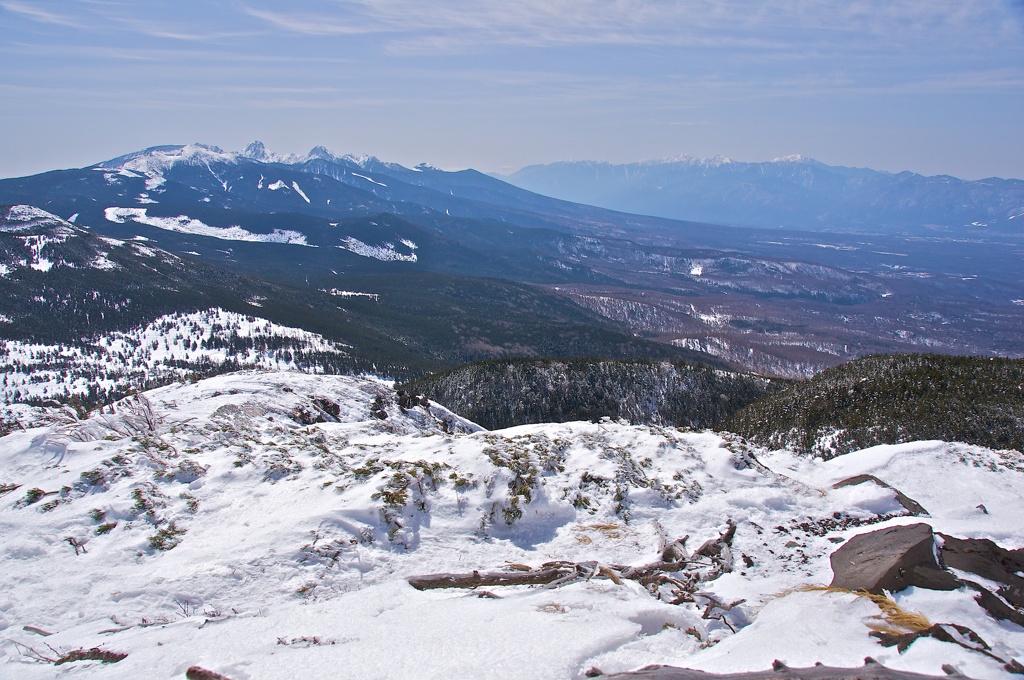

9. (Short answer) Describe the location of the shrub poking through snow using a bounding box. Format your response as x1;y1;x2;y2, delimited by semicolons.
148;521;186;550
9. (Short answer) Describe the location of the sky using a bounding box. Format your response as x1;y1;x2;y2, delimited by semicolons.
1;1;1023;180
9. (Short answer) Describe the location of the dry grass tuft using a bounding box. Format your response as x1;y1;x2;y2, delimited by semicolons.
536;603;568;614
572;523;625;540
784;585;931;633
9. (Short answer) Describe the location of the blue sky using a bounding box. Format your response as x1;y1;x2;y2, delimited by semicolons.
2;1;1023;179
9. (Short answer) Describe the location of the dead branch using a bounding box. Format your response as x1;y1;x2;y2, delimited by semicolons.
22;625;54;636
408;517;741;610
408;567;574;590
187;667;233;680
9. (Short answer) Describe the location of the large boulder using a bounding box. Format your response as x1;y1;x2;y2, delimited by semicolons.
829;523;959;594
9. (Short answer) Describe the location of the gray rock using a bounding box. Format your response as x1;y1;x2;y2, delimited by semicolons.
829;523;959;594
593;658;974;679
832;475;929;517
938;534;1024;607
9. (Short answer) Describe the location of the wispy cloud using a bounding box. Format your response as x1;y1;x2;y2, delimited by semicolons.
240;0;1023;54
0;0;82;27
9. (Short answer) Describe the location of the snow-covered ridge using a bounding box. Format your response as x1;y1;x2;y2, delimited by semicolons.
104;207;310;246
0;369;1021;678
98;144;240;177
0;205;76;235
0;207;85;275
100;142;393;175
0;309;351;406
661;153;734;167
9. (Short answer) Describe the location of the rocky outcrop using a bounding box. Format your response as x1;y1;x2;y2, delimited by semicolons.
590;658;976;679
829;523;1024;633
832;475;928;517
829;523;958;593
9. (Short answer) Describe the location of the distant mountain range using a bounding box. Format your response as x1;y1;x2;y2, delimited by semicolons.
503;155;1024;233
1;142;1022;391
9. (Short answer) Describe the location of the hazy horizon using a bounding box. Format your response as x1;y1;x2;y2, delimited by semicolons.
2;1;1023;182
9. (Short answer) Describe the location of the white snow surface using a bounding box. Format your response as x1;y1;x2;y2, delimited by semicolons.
351;172;387;187
337;237;418;263
0;372;1021;679
291;182;311;203
104;208;310;246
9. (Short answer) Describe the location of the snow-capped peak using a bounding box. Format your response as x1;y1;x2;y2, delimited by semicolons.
340;153;378;168
97;143;240;176
304;145;338;162
240;140;277;163
771;154;814;164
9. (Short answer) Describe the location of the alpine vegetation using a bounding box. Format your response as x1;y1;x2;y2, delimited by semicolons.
725;353;1024;458
0;371;1021;678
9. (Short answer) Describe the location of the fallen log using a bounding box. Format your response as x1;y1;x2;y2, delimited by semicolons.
407;519;739;604
408;567;573;591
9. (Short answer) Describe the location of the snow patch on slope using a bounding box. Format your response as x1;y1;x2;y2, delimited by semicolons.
337;236;418;262
104;207;310;246
291;181;311;203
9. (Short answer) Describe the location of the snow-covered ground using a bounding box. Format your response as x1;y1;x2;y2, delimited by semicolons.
0;371;1021;678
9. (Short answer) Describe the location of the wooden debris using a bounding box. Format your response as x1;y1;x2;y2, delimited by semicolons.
407;519;739;608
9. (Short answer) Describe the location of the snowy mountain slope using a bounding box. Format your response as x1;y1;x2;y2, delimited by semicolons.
0;205;448;382
0;206;701;395
3;143;1024;379
0;371;1021;678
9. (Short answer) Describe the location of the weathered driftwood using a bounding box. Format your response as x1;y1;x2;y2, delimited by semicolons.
408;567;573;590
589;657;975;680
407;521;738;607
186;666;233;680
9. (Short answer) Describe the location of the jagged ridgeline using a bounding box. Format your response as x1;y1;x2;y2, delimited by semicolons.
401;357;782;430
725;353;1024;458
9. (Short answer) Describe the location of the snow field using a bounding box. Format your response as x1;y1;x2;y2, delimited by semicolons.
104;208;310;246
0;372;1021;678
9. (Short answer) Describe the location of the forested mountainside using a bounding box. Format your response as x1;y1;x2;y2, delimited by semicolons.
4;144;1023;379
1;205;709;408
724;353;1024;458
401;358;782;430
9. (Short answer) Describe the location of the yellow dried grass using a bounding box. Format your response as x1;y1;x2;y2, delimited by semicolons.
784;585;931;633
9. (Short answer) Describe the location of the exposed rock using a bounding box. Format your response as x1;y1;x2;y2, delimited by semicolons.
871;623;1023;674
938;535;1024;608
960;580;1024;627
832;475;929;517
186;667;232;680
593;658;974;679
830;524;1024;629
829;523;958;594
